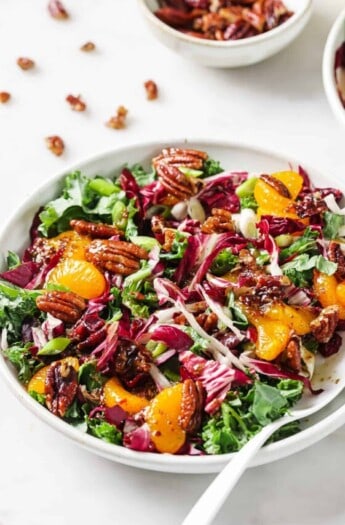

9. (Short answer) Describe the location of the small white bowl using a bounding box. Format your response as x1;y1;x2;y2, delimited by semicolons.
138;0;313;68
2;138;345;473
323;7;345;128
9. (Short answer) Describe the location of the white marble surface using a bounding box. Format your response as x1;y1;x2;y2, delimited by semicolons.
1;1;345;524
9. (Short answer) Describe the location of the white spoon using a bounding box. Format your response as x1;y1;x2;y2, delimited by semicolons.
183;349;345;525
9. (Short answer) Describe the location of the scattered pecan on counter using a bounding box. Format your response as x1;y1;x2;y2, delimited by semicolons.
48;0;69;20
310;306;340;343
36;290;87;323
144;80;158;100
45;135;65;156
66;94;87;112
80;41;96;52
85;239;148;276
45;361;78;417
106;106;128;130
179;379;204;434
70;219;122;239
0;92;10;103
17;57;35;71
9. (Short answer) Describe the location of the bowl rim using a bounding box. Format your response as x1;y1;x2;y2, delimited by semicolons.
137;0;313;48
322;5;345;127
2;137;345;473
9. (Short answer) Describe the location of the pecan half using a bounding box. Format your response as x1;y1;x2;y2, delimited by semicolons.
310;306;340;343
17;57;35;71
0;92;10;103
328;241;345;281
80;41;96;52
156;163;198;201
106;106;128;130
283;336;302;372
179;379;204;434
260;174;291;198
201;208;234;233
36;291;86;323
48;0;69;19
153;147;207;170
46;135;64;156
66;94;86;112
144;80;158;100
45;361;78;417
85;239;148;275
70;219;122;239
114;342;152;380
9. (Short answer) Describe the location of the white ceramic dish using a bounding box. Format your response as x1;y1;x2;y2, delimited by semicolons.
1;139;345;474
323;6;345;128
138;0;313;68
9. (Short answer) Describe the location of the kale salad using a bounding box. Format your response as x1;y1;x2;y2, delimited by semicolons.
2;146;345;455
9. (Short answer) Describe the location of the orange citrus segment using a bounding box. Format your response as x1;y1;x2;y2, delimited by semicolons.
336;282;345;307
103;378;149;414
270;171;303;200
47;259;106;299
254;178;293;213
46;231;91;261
255;319;291;361
264;303;315;336
27;365;49;394
313;271;345;319
146;383;186;454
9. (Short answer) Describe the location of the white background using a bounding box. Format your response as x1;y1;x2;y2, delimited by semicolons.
1;1;345;524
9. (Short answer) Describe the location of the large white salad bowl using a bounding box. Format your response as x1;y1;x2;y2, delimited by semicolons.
1;139;345;474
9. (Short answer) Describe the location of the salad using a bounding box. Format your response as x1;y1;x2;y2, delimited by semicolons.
154;0;293;42
1;146;345;456
335;39;345;108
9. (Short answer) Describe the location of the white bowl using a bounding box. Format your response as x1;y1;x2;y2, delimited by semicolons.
2;138;345;474
138;0;313;68
323;7;345;128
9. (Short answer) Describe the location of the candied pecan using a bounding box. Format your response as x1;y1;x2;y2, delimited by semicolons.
85;239;148;275
162;229;176;252
156;163;198;201
80;41;96;52
70;219;122;239
17;57;35;70
295;194;327;218
179;379;204;434
114;341;152;380
66;94;86;112
260;174;291;198
282;336;302;372
71;313;107;352
144;80;158;100
310;306;340;343
48;0;69;19
0;92;10;103
46;135;64;156
328;241;345;281
155;7;203;28
239;275;291;308
153;147;207;170
201;208;234;234
36;290;86;323
106;106;128;130
45;361;78;417
196;312;218;332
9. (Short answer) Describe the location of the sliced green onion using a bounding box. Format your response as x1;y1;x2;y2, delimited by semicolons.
88;178;119;196
130;236;161;251
112;201;127;229
235;177;258;198
38;337;71;356
179;167;203;178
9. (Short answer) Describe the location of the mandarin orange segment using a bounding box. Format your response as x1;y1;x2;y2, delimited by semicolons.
27;365;49;394
47;259;106;299
270;171;303;200
313;271;345;319
146;383;186;454
336;282;345;307
254;179;293;213
103;378;149;414
47;231;91;261
265;303;315;336
255;318;291;361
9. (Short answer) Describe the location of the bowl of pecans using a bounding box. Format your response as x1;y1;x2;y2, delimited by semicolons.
2;139;345;473
138;0;313;68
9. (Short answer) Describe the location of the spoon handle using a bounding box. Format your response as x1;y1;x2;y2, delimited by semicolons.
182;419;286;525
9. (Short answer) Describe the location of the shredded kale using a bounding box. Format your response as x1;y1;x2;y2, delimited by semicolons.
202;158;224;177
210;250;239;276
240;194;258;211
0;281;40;343
129;164;156;187
4;343;42;384
323;212;345;240
87;416;122;444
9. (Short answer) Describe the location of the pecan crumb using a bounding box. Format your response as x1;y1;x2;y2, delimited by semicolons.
45;135;65;156
179;379;204;434
48;0;69;19
144;80;158;100
106;106;128;130
66;94;86;112
201;208;234;234
0;92;10;103
80;41;96;52
17;57;35;71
